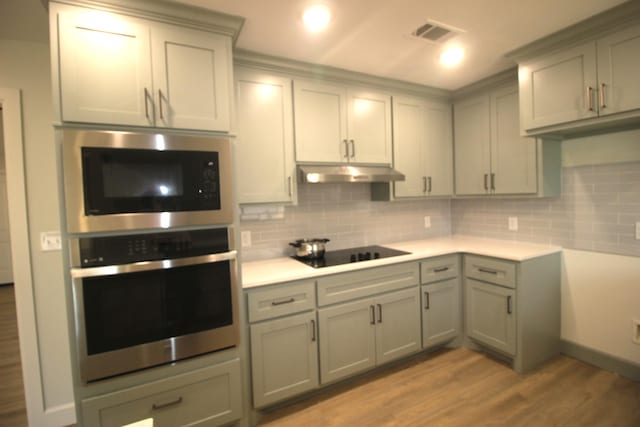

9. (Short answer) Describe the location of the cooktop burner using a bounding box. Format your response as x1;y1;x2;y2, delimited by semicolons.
293;245;410;268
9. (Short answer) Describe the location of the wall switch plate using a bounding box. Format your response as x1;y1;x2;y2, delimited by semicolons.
633;319;640;345
241;231;252;248
40;231;61;251
424;216;431;229
508;217;518;231
636;222;640;240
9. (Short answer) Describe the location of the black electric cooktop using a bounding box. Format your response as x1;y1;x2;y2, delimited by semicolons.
293;245;410;268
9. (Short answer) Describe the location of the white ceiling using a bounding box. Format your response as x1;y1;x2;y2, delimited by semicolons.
176;0;628;90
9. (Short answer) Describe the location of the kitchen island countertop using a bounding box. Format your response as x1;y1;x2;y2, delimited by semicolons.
242;235;561;289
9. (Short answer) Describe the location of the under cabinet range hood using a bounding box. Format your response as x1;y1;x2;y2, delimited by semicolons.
298;165;405;183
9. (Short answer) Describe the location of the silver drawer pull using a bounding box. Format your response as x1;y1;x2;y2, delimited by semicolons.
271;297;295;306
377;303;382;323
311;319;316;342
370;305;376;325
507;296;513;315
478;267;498;275
433;267;449;273
424;291;430;310
152;396;183;410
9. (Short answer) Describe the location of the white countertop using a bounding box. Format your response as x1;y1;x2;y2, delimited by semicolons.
241;235;561;289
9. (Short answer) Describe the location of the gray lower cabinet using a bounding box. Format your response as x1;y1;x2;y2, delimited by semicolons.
250;311;319;408
318;287;421;384
463;253;560;372
81;359;242;427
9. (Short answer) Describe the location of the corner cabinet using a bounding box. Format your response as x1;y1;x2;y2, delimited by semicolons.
392;96;453;198
454;84;560;197
235;68;297;205
463;253;561;372
515;18;640;135
81;360;242;427
51;2;233;131
293;80;393;164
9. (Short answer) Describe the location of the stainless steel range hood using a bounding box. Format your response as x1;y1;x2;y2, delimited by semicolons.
298;165;405;183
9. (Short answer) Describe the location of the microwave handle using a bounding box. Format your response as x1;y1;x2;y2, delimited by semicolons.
71;251;237;279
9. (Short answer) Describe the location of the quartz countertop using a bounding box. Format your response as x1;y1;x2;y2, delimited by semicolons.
241;235;561;289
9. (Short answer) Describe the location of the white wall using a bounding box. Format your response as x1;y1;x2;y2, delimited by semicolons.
0;35;75;427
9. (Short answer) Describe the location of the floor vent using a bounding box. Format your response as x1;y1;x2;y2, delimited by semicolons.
411;20;463;43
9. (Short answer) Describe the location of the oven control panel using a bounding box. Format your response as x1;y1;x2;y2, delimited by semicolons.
72;228;230;267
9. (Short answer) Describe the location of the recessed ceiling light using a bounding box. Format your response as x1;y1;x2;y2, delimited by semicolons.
440;47;464;67
303;4;331;33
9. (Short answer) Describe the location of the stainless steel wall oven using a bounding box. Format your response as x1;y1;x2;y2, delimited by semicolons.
69;227;239;383
62;129;233;233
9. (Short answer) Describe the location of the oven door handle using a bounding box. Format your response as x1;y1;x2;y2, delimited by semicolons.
70;251;237;278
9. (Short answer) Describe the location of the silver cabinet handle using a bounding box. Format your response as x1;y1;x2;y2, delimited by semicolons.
424;291;430;310
600;83;606;109
342;139;349;158
484;173;489;191
370;305;376;325
158;89;164;120
271;297;295;306
490;173;495;191
423;176;428;193
311;319;316;342
433;267;449;273
427;176;432;193
287;176;292;197
144;88;150;119
349;139;355;158
478;267;498;275
507;296;513;315
152;396;182;410
587;86;594;111
377;303;382;323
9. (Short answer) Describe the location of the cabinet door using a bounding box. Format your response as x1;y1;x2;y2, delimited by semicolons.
424;101;454;196
152;25;231;131
465;278;516;356
454;95;491;195
57;7;153;126
318;299;376;384
250;312;319;408
235;69;296;204
422;279;460;348
597;25;640;116
392;96;428;198
293;80;348;163
490;86;537;194
347;90;392;164
374;287;421;365
519;42;598;130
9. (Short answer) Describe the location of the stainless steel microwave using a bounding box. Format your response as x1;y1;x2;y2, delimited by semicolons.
62;130;233;233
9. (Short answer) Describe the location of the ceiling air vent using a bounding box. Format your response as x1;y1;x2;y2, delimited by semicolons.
411;20;463;43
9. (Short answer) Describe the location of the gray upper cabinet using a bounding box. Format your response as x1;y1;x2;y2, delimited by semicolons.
51;2;233;131
515;18;640;135
392;95;453;198
293;80;392;165
235;68;296;204
454;84;541;196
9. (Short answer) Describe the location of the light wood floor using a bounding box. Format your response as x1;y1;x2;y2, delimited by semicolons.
0;284;28;427
258;347;640;427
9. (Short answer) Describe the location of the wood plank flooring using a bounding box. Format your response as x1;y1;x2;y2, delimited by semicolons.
258;347;640;427
0;284;28;427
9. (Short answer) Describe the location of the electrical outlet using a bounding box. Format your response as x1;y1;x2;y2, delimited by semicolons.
424;216;431;229
40;231;61;251
508;217;518;231
633;319;640;345
241;231;252;248
636;222;640;240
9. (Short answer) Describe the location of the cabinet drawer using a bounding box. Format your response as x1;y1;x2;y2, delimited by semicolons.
81;359;242;427
420;255;459;284
248;281;316;322
464;255;516;288
317;262;419;306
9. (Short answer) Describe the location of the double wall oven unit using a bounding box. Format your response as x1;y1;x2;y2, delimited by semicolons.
61;130;239;383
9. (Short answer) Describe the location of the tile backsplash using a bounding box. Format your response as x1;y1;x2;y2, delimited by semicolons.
239;183;451;261
239;161;640;261
452;161;640;257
